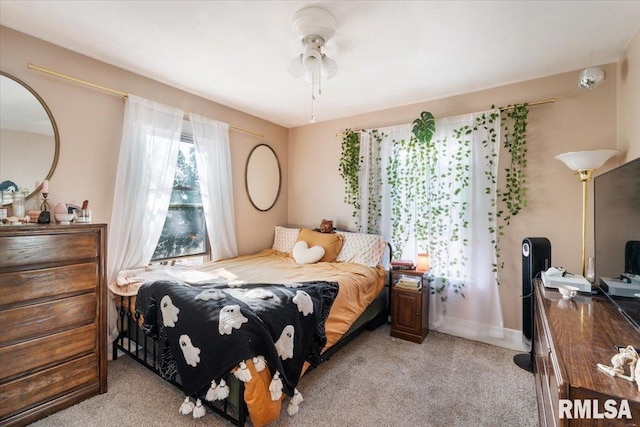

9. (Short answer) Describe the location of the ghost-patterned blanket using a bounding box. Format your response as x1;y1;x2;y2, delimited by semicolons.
135;280;339;398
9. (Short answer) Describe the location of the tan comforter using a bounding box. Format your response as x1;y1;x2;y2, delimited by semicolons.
196;249;386;348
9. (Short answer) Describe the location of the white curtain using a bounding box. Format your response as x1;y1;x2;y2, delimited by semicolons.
425;111;503;342
189;113;238;260
358;124;410;244
358;110;504;344
107;95;184;344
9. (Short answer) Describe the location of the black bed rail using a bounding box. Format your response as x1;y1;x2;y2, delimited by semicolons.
113;295;248;425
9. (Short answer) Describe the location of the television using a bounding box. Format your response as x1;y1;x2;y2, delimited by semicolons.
593;156;640;283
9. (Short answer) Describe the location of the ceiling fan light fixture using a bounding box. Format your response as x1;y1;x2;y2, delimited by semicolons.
578;66;605;90
321;55;338;79
287;54;304;79
302;46;322;72
289;6;339;123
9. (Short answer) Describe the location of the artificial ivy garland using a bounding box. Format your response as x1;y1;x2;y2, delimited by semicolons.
338;105;529;295
494;103;529;271
338;129;361;220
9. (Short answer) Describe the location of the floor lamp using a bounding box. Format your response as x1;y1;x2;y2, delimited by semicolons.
555;149;618;277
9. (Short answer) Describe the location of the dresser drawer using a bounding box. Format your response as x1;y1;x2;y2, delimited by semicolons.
0;353;98;421
0;293;96;345
0;263;98;306
0;323;97;381
0;232;99;269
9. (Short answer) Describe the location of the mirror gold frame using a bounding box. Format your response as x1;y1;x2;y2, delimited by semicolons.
1;71;60;203
245;144;281;212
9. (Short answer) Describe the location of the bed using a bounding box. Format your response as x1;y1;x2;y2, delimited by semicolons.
110;226;390;426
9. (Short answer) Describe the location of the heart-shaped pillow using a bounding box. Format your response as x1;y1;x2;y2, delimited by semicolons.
292;240;325;265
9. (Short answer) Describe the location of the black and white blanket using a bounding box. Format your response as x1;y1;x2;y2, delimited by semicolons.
136;279;338;398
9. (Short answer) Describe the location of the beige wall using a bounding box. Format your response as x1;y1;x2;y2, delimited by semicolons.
618;27;640;162
0;26;288;255
2;24;638;339
288;63;627;334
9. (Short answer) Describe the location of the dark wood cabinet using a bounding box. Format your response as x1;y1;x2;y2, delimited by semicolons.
534;280;640;426
390;270;429;343
0;224;107;426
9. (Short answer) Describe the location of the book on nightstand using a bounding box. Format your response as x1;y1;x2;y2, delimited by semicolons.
394;275;422;291
391;260;416;270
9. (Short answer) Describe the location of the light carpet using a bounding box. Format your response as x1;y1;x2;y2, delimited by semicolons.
30;324;538;426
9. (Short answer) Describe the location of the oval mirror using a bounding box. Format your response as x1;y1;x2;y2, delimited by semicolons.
245;144;281;212
0;71;60;205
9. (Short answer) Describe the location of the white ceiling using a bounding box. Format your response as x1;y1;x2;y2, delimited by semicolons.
1;1;639;128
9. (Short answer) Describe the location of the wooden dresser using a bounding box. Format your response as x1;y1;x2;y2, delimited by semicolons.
0;224;107;426
534;280;640;426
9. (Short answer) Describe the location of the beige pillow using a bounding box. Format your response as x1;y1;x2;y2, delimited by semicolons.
272;226;301;253
296;228;344;263
336;231;387;267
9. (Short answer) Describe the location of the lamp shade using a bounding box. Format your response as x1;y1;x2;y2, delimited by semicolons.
416;253;431;272
555;150;618;171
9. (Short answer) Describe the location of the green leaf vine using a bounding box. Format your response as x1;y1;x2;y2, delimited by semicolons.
338;129;385;232
387;112;435;260
494;103;529;272
338;129;361;220
337;105;529;297
422;118;472;299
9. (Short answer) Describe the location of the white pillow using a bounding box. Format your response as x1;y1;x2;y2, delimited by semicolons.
292;241;325;264
336;231;387;267
272;226;301;253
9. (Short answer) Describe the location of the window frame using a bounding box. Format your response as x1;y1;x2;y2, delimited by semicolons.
150;133;210;265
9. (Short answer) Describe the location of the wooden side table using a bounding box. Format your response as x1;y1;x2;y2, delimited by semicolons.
390;269;429;343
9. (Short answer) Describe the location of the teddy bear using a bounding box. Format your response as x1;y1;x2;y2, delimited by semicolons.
319;219;334;233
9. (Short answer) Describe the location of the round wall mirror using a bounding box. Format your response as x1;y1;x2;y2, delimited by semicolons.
0;71;60;204
245;144;281;211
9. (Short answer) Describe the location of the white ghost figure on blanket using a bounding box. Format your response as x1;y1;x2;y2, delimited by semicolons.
179;397;194;415
218;304;249;335
269;371;283;400
282;282;303;288
293;290;313;316
275;325;295;360
245;288;276;300
234;361;252;382
179;334;201;367
253;355;266;372
192;399;205;419
287;389;304;416
160;295;179;327
206;379;230;401
195;289;226;302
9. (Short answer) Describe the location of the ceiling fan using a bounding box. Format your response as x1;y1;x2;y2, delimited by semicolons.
287;6;339;122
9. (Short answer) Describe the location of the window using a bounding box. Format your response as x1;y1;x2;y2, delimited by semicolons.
151;135;208;264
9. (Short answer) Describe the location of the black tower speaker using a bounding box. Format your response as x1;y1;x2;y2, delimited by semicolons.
514;237;551;372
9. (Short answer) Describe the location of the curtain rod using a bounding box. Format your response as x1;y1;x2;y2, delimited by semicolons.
335;97;556;137
27;63;264;138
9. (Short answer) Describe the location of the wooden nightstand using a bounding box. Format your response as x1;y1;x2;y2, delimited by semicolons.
390;269;429;343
